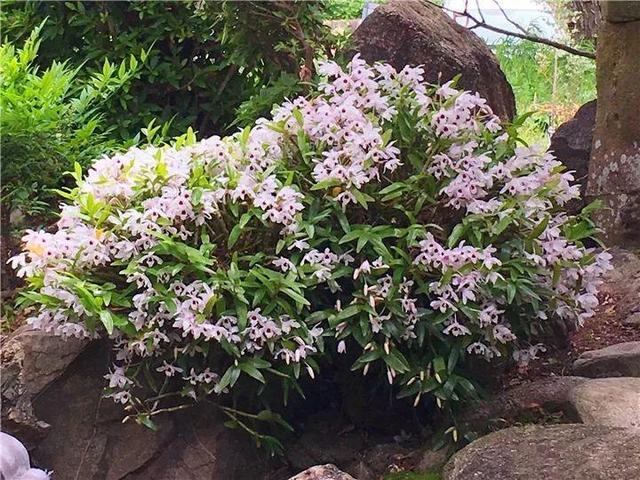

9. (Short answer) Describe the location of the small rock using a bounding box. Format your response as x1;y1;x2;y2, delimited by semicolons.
622;312;640;326
284;412;370;472
573;341;640;378
289;464;356;480
415;447;450;473
443;424;640;480
571;377;640;430
348;442;411;477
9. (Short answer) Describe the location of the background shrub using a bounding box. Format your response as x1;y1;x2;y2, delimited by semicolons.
1;0;337;139
0;24;140;217
493;37;596;144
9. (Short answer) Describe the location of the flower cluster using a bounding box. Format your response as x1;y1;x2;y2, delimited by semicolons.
13;55;611;442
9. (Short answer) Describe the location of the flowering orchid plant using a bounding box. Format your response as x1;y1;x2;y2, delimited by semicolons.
12;55;611;450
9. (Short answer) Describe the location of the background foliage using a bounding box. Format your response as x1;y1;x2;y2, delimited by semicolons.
0;24;140;216
1;0;336;140
1;0;341;221
494;37;596;144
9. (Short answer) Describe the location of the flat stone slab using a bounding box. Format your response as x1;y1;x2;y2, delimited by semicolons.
443;424;640;480
572;377;640;430
573;341;640;377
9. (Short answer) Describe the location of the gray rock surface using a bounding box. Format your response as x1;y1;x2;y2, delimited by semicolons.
350;0;516;120
289;464;356;480
460;374;640;433
571;377;640;430
549;100;596;211
28;342;270;480
586;9;640;247
443;424;640;480
573;342;640;378
599;248;640;320
0;326;89;447
0;336;271;480
458;376;587;430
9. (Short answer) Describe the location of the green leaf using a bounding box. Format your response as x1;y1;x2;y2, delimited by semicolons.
215;366;241;393
492;215;514;237
336;209;351;234
447;348;459;374
311;178;341;191
581;199;603;215
447;223;466;248
282;287;310;307
432;356;446;376
334;304;361;322
352;189;374;209
292;108;304;127
137;415;157;431
528;215;549;240
351;348;383;369
99;310;114;334
378;182;406;196
228;224;242;248
239;361;266;383
339;228;362;244
383;350;410;373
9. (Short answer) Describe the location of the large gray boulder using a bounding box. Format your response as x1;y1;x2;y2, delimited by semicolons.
1;333;270;480
598;248;640;321
30;342;269;480
351;0;516;121
458;376;586;430
443;424;640;480
459;374;640;433
573;342;640;378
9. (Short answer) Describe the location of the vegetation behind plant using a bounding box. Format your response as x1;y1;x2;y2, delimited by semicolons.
0;0;336;139
493;37;596;144
0;24;140;217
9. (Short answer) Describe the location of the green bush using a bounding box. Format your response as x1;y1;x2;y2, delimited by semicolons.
12;57;611;454
1;0;337;139
0;24;140;217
